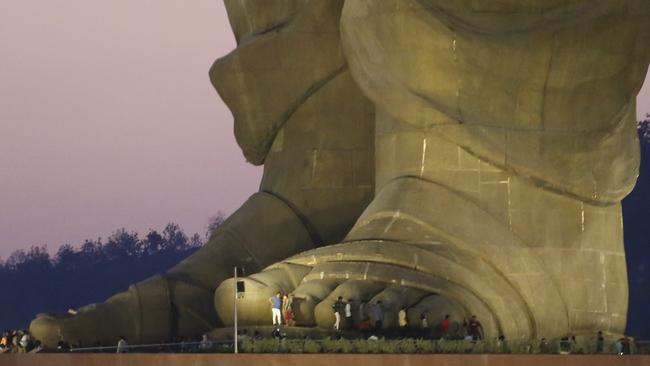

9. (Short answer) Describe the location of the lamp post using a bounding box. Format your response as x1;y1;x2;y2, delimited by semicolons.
233;266;238;354
233;266;245;354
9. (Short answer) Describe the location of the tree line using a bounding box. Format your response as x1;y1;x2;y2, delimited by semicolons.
0;216;224;332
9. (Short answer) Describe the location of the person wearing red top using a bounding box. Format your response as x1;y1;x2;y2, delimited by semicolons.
440;314;451;337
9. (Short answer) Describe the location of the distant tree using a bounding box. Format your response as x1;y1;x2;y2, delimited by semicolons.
0;222;207;332
104;229;141;260
205;211;226;240
79;238;104;264
5;249;27;271
6;245;52;273
55;244;79;271
638;113;650;141
162;223;188;251
142;229;164;255
189;233;203;248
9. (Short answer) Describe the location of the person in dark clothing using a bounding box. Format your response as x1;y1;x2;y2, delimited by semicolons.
466;315;483;341
596;330;604;353
371;301;383;330
539;337;550;354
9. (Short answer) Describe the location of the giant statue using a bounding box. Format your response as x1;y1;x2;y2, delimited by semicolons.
31;0;650;346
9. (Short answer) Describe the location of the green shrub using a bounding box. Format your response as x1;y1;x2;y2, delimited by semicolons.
321;338;341;353
436;339;455;353
510;340;533;354
359;339;382;353
254;338;280;353
462;340;478;354
351;339;370;354
377;339;400;354
282;340;304;353
397;339;417;353
240;339;254;353
302;339;322;353
414;339;435;353
470;341;485;354
213;343;234;353
339;339;354;353
231;337;631;355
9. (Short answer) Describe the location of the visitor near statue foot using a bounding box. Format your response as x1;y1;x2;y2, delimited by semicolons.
345;299;353;330
270;293;283;327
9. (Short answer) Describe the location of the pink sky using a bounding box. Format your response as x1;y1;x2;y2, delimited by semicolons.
0;2;649;259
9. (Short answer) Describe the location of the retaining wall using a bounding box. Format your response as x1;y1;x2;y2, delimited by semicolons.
3;354;650;366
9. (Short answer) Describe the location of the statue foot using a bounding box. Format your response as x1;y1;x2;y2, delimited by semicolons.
213;242;485;335
30;293;136;349
30;275;216;348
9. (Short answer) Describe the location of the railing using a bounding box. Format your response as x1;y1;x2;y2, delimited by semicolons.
69;340;234;353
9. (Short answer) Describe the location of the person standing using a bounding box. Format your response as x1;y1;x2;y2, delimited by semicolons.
19;332;31;353
539;337;550;354
11;333;19;353
398;306;408;337
440;314;451;338
420;312;429;338
371;301;383;330
332;296;345;330
282;295;289;320
596;331;604;353
269;292;283;326
345;299;353;329
116;337;128;353
358;301;367;326
198;333;213;351
467;315;483;341
282;295;295;326
0;331;9;351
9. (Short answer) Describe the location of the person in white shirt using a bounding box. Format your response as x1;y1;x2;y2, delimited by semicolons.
198;333;213;351
332;297;345;331
19;333;31;352
116;337;128;353
344;299;353;330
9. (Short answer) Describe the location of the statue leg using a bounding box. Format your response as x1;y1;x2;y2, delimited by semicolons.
29;68;375;347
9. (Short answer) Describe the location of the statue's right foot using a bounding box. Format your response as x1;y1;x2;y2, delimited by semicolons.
214;167;629;341
213;241;514;337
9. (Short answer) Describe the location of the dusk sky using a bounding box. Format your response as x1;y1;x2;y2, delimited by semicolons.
1;1;649;259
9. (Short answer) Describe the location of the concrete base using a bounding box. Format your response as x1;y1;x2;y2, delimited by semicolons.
3;354;650;366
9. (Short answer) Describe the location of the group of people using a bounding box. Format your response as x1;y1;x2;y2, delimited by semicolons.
538;331;632;355
268;293;486;340
0;329;39;353
269;292;296;327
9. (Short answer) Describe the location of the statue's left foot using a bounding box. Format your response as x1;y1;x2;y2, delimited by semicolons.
30;275;215;348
